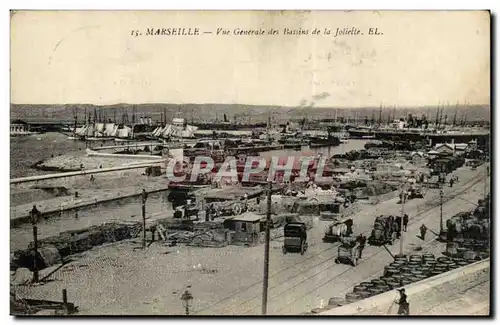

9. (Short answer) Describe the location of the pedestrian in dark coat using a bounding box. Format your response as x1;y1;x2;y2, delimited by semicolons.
403;214;409;232
396;288;410;315
357;234;367;258
420;224;427;240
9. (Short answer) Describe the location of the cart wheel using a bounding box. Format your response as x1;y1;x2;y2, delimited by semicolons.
335;258;340;264
282;246;287;254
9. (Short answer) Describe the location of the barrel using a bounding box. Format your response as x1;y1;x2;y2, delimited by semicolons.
407;276;420;283
394;257;408;264
447;262;458;270
420;266;431;275
360;281;374;288
345;292;361;303
409;254;422;262
401;279;412;286
311;307;327;314
466;259;477;264
328;297;347;307
439;259;454;265
401;266;412;273
358;291;372;299
384;266;399;275
457;261;469;267
422;253;435;259
408;261;421;267
395;254;407;259
380;276;393;283
430;269;442;276
371;279;385;286
353;285;367;293
424;260;437;267
410;269;424;276
378;285;391;293
456;247;467;258
463;250;478;260
384;267;399;276
387;281;400;289
452;257;465;263
437;257;451;263
368;287;383;296
434;267;448;274
392;274;403;281
391;260;406;267
414;274;427;281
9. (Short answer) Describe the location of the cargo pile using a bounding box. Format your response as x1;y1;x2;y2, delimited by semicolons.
11;222;142;272
428;155;465;176
306;251;490;314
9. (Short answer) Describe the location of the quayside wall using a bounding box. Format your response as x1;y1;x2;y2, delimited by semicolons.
319;258;490;316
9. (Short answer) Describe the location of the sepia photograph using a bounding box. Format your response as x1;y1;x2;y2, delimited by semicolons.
9;10;491;316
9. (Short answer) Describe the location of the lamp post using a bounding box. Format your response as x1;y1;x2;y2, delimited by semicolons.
180;290;193;315
439;189;444;234
30;205;41;283
141;189;148;248
399;185;406;256
261;181;272;315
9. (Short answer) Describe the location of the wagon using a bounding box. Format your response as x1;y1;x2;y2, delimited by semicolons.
335;241;361;266
282;222;308;255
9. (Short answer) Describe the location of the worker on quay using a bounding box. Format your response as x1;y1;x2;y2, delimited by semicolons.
396;288;410;315
357;233;367;258
403;214;409;232
243;193;249;210
449;177;454;188
420;224;427;240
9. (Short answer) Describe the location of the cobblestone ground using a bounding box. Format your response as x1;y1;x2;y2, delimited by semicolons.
12;164;489;315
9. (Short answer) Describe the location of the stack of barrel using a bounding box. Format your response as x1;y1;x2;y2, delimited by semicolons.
310;252;490;314
341;252;486;306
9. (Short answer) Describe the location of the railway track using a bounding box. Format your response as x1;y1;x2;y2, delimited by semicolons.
195;169;488;315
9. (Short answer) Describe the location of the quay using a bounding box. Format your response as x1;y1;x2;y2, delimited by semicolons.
348;129;490;147
10;182;170;227
11;162;165;185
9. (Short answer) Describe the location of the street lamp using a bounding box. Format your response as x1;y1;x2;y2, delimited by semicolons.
30;205;41;283
399;185;406;256
438;189;447;240
180;290;193;315
141;189;148;248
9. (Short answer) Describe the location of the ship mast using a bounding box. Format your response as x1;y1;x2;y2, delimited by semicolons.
435;101;440;129
452;101;458;127
378;102;382;125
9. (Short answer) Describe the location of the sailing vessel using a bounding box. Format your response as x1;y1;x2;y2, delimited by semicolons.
152;117;198;140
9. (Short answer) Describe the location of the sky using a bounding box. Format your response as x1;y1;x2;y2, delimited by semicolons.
10;10;490;107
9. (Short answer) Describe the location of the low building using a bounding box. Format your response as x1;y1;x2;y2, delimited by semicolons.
434;142;470;156
223;212;265;246
10;119;32;136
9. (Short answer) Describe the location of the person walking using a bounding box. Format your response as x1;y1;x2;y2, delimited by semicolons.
403;214;409;232
396;288;410;315
357;233;367;258
420;224;427;240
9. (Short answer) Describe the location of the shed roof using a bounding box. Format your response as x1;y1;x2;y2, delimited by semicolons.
229;212;265;223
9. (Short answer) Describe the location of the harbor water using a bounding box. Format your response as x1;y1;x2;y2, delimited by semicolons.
10;133;368;251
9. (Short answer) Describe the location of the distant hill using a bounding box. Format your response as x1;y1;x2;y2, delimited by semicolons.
10;103;491;124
